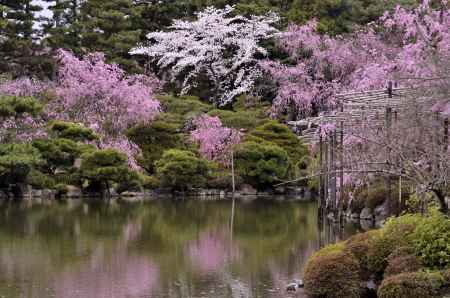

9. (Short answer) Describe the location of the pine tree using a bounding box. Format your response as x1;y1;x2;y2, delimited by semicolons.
79;0;142;72
0;0;53;78
42;0;83;53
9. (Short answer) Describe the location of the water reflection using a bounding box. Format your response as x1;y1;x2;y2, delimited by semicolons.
0;199;361;298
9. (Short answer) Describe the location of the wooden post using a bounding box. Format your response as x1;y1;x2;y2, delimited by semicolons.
339;103;344;221
319;132;324;215
399;175;403;210
331;131;337;219
231;150;236;195
324;138;329;211
386;82;394;215
444;118;449;152
388;81;393;98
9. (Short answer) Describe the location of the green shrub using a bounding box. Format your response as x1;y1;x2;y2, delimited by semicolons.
207;108;268;130
0;143;43;187
27;169;55;189
116;170;142;194
234;141;289;189
155;149;215;190
247;121;309;176
366;214;422;277
127;119;184;174
378;271;445;298
139;175;160;190
80;149;139;194
157;95;212;117
345;230;381;278
49;121;98;141
207;172;244;190
384;247;423;277
33;138;93;172
0;95;42;118
232;93;270;111
304;243;362;298
410;210;450;269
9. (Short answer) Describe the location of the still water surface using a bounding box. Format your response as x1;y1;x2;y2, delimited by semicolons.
0;198;362;298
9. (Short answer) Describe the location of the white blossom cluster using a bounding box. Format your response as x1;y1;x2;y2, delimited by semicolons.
131;5;279;106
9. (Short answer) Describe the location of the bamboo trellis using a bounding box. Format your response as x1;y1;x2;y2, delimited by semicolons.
287;82;447;220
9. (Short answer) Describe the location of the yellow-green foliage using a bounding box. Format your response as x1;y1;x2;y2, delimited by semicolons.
317;211;450;289
410;210;450;269
304;243;362;298
366;214;423;277
378;271;445;298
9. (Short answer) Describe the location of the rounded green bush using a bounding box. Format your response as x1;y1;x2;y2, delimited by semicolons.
384;247;423;277
0;143;43;186
366;214;423;277
345;230;381;278
234;141;289;189
49;121;98;141
156;149;215;190
304;243;362;298
378;271;444;298
207;108;267;130
247;120;309;177
80;149;139;194
127;118;184;174
410;210;450;269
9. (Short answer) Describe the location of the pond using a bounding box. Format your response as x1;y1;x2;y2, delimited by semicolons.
0;198;363;298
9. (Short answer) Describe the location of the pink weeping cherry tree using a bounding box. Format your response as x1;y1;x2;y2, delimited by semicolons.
49;50;161;168
307;1;450;211
263;0;450;120
190;115;241;165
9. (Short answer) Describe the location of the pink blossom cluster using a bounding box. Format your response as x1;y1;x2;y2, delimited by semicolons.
48;50;161;166
264;2;450;119
190;115;241;164
0;78;48;143
0;77;49;97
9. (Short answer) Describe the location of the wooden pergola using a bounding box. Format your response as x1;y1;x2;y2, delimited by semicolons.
286;82;448;220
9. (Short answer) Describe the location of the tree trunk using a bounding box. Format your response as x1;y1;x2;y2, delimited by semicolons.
432;189;448;213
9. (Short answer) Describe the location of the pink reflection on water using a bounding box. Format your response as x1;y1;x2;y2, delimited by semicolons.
53;248;159;298
187;229;240;274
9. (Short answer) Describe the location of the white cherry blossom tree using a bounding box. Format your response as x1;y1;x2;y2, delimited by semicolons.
131;5;279;106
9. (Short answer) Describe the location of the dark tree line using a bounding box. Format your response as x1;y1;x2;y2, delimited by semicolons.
0;0;420;78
